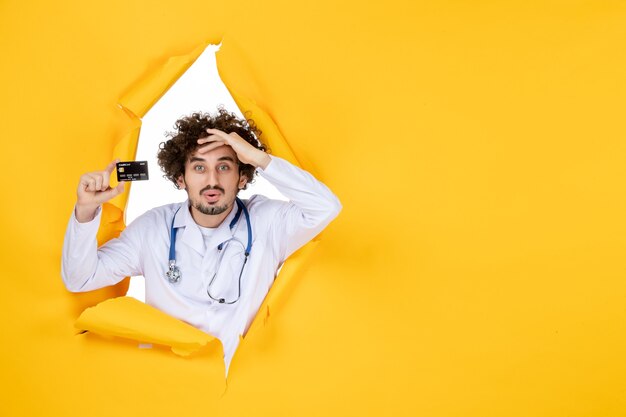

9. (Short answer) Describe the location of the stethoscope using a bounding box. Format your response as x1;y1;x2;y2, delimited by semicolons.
166;197;252;304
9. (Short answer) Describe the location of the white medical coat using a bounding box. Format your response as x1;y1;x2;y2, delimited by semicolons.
61;156;342;373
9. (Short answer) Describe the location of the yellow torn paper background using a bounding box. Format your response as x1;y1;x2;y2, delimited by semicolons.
75;297;216;356
3;1;626;416
79;42;315;360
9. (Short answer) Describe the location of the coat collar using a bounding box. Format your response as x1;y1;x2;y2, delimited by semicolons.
172;199;241;255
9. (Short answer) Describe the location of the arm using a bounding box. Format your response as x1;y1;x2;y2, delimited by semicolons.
61;206;144;292
61;160;142;292
258;156;342;259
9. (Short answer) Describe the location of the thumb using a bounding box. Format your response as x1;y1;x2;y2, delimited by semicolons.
97;183;125;203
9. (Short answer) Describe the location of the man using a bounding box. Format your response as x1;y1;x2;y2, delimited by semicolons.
62;109;342;372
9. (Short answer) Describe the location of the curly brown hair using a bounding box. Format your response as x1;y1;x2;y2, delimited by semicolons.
157;107;267;190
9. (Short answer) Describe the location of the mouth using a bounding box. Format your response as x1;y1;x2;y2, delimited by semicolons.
202;190;222;204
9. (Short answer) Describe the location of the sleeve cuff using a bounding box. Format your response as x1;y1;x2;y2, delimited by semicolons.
71;205;102;231
257;155;279;176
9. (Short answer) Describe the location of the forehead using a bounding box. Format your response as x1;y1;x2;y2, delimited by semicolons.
187;144;238;163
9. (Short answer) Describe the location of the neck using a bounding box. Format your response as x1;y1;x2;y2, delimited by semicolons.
189;203;234;228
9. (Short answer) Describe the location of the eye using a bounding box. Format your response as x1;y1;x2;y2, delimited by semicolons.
193;165;205;172
217;164;230;172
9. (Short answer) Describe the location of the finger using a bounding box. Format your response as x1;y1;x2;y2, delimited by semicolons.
108;183;125;199
104;159;119;176
196;141;229;154
205;129;236;144
197;141;228;154
205;128;228;139
82;175;97;192
95;183;125;203
94;175;103;191
78;174;92;189
227;131;244;141
100;175;109;190
106;183;125;199
197;134;227;145
101;171;110;190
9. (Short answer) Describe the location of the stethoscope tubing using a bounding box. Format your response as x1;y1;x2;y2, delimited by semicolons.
165;198;252;304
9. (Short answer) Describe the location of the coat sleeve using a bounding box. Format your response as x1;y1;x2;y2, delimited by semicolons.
257;156;342;261
61;206;144;292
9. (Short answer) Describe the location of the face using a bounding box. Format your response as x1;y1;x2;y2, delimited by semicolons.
176;145;247;219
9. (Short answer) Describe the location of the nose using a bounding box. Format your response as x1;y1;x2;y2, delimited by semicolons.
206;168;220;186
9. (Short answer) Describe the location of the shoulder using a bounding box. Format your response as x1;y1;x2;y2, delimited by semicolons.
241;194;289;219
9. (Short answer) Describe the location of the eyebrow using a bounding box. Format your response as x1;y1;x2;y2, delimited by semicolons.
189;156;237;163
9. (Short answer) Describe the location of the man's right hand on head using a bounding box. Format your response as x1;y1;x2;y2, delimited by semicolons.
75;159;125;223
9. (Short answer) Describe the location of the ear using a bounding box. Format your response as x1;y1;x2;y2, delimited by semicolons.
176;174;186;190
238;174;248;190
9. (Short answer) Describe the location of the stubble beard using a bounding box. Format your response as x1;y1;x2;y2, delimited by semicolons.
192;200;230;216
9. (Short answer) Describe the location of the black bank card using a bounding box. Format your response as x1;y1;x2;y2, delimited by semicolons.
116;161;149;181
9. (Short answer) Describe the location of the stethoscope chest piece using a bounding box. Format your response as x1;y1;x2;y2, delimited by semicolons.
166;260;181;284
